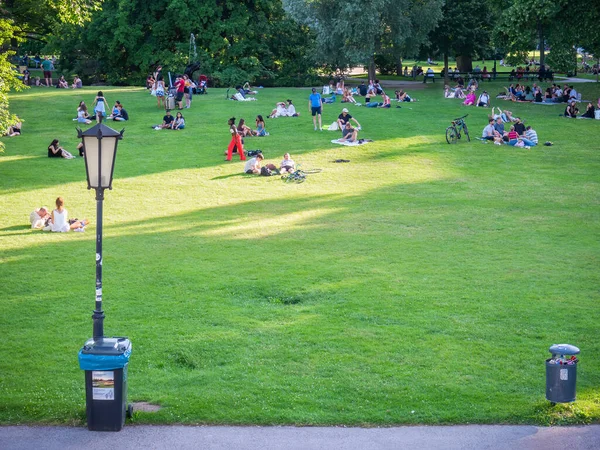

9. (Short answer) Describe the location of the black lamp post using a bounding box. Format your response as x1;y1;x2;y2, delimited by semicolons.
77;123;124;339
77;123;132;432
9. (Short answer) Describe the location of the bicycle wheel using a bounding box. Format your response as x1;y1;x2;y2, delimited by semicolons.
446;126;458;144
463;124;470;142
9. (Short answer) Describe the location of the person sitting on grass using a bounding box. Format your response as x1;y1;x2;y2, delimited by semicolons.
580;103;595;119
5;116;22;136
454;86;466;99
513;118;526;135
51;196;90;232
444;85;455;98
244;153;264;174
564;101;579;118
48;139;75;159
57;75;69;89
255;115;268;136
337;108;361;133
77;102;92;124
108;101;121;119
171;111;185;129
30;206;51;229
112;104;129;122
237;118;255;136
342;87;358;104
493;117;507;141
481;118;496;141
280;153;296;174
269;102;289;118
396;89;413;102
476;90;490;107
463;91;476;106
339;122;358;143
379;92;391;108
524;126;538;146
160;110;174;129
286;99;299;116
71;75;82;89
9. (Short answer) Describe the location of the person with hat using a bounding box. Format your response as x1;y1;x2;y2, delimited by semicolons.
337;108;361;134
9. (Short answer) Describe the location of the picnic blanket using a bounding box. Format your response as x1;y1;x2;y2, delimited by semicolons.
331;139;372;146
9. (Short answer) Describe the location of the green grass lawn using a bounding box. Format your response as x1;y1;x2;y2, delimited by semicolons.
1;81;599;426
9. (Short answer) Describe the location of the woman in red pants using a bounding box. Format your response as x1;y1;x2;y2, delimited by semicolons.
225;117;245;161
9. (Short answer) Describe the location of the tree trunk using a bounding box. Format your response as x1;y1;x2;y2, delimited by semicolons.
538;22;545;67
368;55;376;81
395;56;402;77
456;55;473;73
444;52;449;86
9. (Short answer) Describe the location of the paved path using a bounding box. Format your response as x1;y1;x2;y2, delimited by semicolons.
1;425;599;450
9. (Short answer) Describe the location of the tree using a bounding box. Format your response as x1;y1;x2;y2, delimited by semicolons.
51;0;316;86
0;18;26;153
495;0;600;71
283;0;443;79
426;0;494;77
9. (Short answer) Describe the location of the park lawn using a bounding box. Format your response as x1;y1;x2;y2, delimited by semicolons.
0;81;599;426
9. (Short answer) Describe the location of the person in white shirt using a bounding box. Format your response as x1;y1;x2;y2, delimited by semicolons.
280;153;296;174
244;153;264;174
477;91;490;107
286;99;299;117
50;197;89;232
30;207;50;229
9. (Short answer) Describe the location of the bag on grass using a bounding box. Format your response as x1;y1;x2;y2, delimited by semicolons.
260;166;272;177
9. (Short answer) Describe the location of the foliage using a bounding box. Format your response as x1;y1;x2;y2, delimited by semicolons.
2;83;600;425
2;0;101;41
495;0;600;69
0;19;26;152
51;0;316;86
283;0;443;72
546;44;577;74
425;0;494;72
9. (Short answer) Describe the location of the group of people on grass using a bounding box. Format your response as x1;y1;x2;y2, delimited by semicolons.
30;197;90;232
244;152;296;175
481;108;539;148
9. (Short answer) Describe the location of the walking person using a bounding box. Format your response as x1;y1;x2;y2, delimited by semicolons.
308;88;323;131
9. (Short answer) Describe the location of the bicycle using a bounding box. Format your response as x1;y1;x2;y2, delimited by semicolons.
281;166;322;184
446;114;470;144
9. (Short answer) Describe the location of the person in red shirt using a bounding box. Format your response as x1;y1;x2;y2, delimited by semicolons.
175;76;185;110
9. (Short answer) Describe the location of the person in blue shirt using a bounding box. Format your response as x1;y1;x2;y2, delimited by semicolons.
308;88;323;131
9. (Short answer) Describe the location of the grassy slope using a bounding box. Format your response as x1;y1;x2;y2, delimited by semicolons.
0;81;599;426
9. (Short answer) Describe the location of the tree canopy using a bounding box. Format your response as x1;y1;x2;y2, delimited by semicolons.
283;0;443;77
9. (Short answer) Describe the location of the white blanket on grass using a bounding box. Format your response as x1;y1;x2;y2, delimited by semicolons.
331;139;371;146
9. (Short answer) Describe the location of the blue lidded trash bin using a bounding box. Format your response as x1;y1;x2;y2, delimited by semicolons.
546;343;579;405
78;337;132;431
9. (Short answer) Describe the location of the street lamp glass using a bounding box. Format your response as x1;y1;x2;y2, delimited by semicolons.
79;124;123;190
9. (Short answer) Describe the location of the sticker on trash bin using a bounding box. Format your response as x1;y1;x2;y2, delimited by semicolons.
92;370;115;400
560;369;568;381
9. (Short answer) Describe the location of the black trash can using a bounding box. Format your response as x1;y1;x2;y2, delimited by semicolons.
546;343;579;405
78;337;132;431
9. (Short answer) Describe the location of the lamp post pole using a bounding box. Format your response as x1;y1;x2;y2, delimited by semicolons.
93;155;105;339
